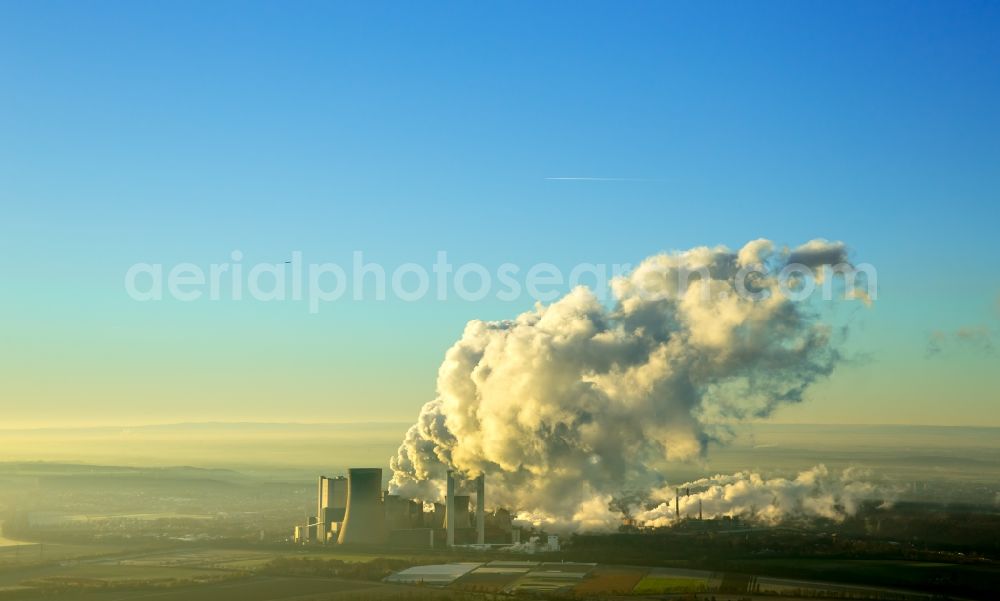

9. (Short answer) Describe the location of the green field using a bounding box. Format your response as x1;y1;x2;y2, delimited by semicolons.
632;575;708;594
0;576;458;601
2;541;992;601
0;543;134;567
23;564;231;583
280;550;420;563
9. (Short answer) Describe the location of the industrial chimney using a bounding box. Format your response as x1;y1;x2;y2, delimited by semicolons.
475;474;485;545
446;470;455;547
317;476;326;525
337;468;385;545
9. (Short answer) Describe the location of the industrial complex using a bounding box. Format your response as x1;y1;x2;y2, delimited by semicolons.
293;468;524;549
293;469;722;549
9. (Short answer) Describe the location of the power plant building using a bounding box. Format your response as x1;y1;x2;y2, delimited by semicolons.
317;475;348;538
295;467;515;549
318;476;347;518
448;495;471;529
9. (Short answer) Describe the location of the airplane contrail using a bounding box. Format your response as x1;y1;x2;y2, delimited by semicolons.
544;177;659;182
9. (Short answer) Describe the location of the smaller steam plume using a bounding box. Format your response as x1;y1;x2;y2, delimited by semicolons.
636;465;879;527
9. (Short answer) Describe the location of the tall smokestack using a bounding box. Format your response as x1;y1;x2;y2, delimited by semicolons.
446;470;455;547
476;474;485;545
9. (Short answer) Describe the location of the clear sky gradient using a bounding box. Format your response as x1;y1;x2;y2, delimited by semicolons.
1;1;998;427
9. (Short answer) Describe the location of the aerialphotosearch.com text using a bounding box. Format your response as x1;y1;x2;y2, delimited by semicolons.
123;250;877;313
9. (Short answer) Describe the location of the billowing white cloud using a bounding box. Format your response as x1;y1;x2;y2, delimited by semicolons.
389;240;867;530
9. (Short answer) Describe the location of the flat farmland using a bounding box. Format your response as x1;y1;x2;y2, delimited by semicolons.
114;548;276;569
633;575;709;594
450;566;527;592
21;564;231;583
0;543;138;566
573;566;648;595
7;576;457;601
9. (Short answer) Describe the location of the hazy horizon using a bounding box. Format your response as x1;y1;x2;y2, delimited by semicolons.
3;422;996;484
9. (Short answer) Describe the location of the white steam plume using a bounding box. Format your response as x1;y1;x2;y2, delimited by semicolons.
389;240;866;530
637;465;878;527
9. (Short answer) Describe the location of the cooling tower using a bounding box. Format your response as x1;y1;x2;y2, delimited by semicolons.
337;468;385;545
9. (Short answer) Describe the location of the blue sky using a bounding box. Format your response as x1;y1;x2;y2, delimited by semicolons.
1;1;998;427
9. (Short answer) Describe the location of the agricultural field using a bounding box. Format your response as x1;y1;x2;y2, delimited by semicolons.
2;576;458;601
0;559;239;593
633;575;709;594
21;563;233;584
0;543;135;573
633;566;720;594
114;548;277;569
450;565;526;592
449;561;535;592
0;542;986;601
572;566;646;595
0;545;452;600
282;548;428;564
490;562;594;593
379;559;952;600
